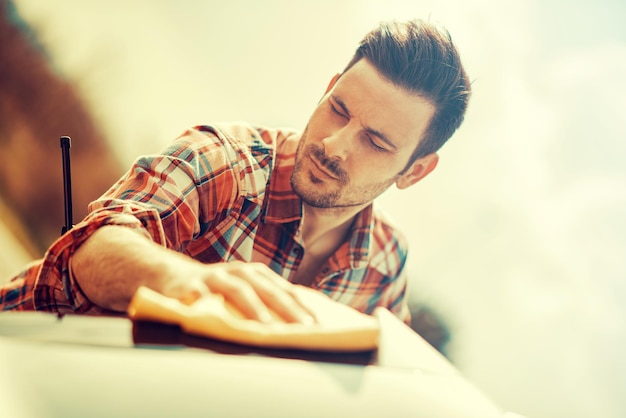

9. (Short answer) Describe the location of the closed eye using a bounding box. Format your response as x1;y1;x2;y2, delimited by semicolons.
364;133;388;153
330;103;348;119
330;95;394;153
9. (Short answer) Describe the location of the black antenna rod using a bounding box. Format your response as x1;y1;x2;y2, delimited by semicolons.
60;136;73;234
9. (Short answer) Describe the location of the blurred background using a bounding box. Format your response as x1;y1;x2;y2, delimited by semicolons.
1;0;625;417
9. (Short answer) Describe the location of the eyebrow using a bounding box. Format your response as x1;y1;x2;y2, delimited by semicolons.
331;95;398;150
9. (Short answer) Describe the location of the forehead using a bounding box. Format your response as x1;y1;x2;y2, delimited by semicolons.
331;59;435;150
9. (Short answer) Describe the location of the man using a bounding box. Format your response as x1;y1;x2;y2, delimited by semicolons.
1;20;471;326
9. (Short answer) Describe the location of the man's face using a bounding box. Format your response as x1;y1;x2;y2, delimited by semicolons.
291;59;436;209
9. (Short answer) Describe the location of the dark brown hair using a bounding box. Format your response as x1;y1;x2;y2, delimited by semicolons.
344;20;471;165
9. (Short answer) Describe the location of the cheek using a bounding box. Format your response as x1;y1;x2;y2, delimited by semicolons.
346;155;378;181
349;153;402;182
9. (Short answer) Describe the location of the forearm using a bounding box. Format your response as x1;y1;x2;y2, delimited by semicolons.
70;225;194;312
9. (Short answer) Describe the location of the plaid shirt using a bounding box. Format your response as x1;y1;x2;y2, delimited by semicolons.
1;123;410;323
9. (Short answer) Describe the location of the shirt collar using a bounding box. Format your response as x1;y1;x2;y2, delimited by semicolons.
345;204;372;269
263;156;302;224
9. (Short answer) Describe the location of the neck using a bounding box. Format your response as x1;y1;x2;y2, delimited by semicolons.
300;203;365;252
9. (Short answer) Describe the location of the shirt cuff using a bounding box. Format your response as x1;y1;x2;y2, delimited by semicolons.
33;204;164;314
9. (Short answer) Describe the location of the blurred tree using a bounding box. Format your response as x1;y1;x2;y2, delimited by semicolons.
0;0;123;254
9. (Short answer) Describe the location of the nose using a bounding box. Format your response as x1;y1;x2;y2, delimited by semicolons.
321;127;351;161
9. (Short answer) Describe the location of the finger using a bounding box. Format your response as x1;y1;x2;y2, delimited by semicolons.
245;263;318;323
206;273;274;323
161;279;209;306
242;273;316;325
178;280;210;306
283;286;319;324
214;262;316;324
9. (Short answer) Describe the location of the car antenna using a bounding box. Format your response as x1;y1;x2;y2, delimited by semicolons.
60;136;74;234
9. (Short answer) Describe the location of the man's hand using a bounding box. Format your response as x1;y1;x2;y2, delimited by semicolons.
72;225;315;324
159;260;316;324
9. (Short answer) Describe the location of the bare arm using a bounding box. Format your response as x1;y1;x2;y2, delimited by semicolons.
70;225;314;324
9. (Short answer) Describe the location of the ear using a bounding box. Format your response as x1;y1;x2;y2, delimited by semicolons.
325;73;341;94
395;153;439;190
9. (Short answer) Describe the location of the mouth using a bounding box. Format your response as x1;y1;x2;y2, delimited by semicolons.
309;154;340;180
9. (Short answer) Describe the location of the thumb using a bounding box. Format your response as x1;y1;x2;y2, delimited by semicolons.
172;280;209;306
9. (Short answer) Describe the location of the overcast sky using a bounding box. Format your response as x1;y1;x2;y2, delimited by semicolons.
13;1;626;417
